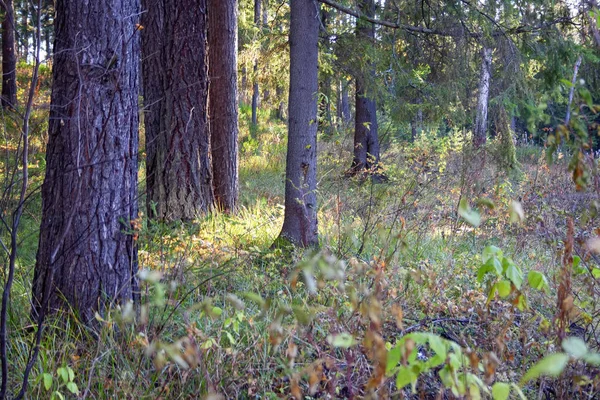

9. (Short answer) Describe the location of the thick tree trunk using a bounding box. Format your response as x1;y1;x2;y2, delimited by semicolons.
141;0;164;218
251;0;261;127
145;0;214;221
276;0;319;247
351;0;380;173
1;0;17;108
473;47;492;147
209;0;239;212
32;0;140;323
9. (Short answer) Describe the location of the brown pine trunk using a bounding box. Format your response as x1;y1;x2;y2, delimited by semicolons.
32;0;141;323
141;0;164;217
146;0;214;220
251;0;261;127
275;0;319;247
1;0;17;108
351;0;380;174
209;0;239;212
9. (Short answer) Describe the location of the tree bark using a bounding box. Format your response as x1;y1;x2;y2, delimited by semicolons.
1;0;17;108
473;47;492;147
32;0;141;323
351;0;380;173
145;0;214;220
209;0;239;212
141;0;164;218
276;0;319;247
565;54;582;126
251;0;261;127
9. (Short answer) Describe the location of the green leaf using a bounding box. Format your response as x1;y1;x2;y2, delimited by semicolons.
225;331;236;345
67;367;74;382
66;382;79;395
386;346;402;374
57;367;68;384
458;199;481;227
326;333;356;348
520;353;569;384
396;365;417;389
496;280;512;298
592;268;600;279
492;382;510;400
482;246;502;262
582;352;600;366
505;264;523;290
528;271;549;291
43;373;53;391
211;307;223;317
562;337;588;358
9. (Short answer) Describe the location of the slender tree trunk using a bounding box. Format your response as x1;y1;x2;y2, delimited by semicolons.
351;0;380;174
1;0;17;108
209;0;239;212
276;0;319;247
473;47;492;147
19;0;28;60
276;84;286;120
147;0;213;220
338;79;350;125
251;0;261;127
141;0;164;218
32;0;140;323
565;54;582;126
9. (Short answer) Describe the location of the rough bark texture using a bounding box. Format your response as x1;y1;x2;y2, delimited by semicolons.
351;0;380;173
276;0;319;247
209;0;239;212
1;0;17;108
141;0;164;217
146;0;214;220
473;47;492;147
32;0;140;323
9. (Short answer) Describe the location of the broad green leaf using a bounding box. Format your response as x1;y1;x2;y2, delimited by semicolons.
458;199;481;227
428;334;447;360
66;382;79;395
57;367;68;384
582;352;600;366
211;307;223;317
43;373;52;391
520;353;569;384
562;337;587;358
592;268;600;279
51;391;64;400
396;365;417;389
225;331;236;345
496;280;512;298
505;264;523;290
326;333;355;348
482;246;502;263
492;382;510;400
67;367;74;382
528;271;549;291
386;346;402;374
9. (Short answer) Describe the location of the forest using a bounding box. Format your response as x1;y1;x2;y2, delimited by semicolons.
0;0;600;398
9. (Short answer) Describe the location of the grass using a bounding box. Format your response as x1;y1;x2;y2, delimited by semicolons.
1;68;600;399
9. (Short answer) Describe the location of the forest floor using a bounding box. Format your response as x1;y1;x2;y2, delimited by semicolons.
2;67;600;399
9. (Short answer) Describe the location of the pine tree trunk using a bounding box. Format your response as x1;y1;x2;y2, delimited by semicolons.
251;0;261;127
1;0;17;108
276;0;319;247
473;47;492;147
32;0;141;323
145;0;214;220
141;0;164;217
351;0;380;173
209;0;239;212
